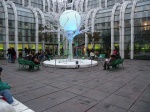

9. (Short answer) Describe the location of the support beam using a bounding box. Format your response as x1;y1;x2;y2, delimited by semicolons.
131;0;139;59
35;8;45;51
111;3;120;54
0;0;8;58
7;1;18;58
28;7;38;53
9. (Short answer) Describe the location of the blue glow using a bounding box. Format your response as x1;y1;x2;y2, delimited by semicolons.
59;10;81;31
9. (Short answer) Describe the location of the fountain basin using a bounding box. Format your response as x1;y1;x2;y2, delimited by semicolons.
43;59;98;68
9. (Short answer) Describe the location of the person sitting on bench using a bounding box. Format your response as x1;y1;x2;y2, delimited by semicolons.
0;67;19;106
103;55;116;70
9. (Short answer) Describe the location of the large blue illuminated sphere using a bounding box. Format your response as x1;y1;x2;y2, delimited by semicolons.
59;10;81;31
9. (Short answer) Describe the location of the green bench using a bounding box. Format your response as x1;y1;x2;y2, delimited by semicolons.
98;54;106;61
108;59;124;69
18;58;40;71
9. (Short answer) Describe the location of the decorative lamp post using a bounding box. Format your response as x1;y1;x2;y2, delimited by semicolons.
59;10;81;61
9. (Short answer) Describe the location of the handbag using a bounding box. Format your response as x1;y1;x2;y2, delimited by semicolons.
33;58;39;63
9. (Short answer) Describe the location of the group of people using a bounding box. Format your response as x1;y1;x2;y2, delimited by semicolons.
7;47;16;63
103;49;121;70
24;53;40;70
0;67;18;106
24;47;53;61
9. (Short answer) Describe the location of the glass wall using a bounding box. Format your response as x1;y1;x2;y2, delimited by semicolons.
0;0;150;60
95;9;112;57
17;7;35;57
134;1;150;59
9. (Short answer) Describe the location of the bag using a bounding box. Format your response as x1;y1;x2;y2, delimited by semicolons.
33;58;39;63
14;55;16;59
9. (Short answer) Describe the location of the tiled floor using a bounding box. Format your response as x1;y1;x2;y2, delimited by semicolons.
0;59;150;112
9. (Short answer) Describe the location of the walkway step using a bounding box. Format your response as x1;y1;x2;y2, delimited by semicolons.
13;98;34;112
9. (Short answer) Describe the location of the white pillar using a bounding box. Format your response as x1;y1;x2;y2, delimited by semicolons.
119;5;123;58
57;27;60;56
22;0;24;6
111;3;120;54
75;0;80;11
80;0;85;12
28;0;31;6
85;9;94;55
28;7;38;53
131;0;139;59
8;1;18;58
35;8;45;52
105;0;107;8
85;0;89;11
46;0;50;12
1;0;8;58
91;8;102;34
71;0;76;10
99;0;102;8
43;0;45;12
120;1;132;58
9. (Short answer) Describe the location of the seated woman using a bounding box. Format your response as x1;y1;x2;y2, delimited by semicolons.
103;55;116;70
0;67;19;106
112;49;121;59
90;50;95;60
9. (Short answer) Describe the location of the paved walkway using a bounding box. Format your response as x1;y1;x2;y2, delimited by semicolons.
0;59;150;112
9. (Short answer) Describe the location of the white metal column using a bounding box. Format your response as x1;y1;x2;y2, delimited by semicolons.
111;3;120;54
7;1;18;58
22;0;24;6
99;0;102;8
105;0;107;8
71;0;76;10
35;8;45;51
75;0;80;11
28;7;38;53
91;8;102;34
57;27;60;56
119;1;131;58
85;0;89;11
1;0;8;58
85;9;94;55
28;0;31;6
42;0;45;12
46;0;50;12
80;0;85;12
131;0;139;59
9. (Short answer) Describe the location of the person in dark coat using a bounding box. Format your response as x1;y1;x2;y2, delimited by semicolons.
11;47;16;63
7;47;12;63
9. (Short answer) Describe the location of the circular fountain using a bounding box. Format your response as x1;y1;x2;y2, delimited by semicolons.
43;59;97;68
43;10;98;68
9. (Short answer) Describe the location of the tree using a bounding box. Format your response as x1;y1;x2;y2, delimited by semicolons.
39;25;54;42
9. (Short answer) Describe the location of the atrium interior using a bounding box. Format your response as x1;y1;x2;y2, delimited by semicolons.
0;0;150;60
